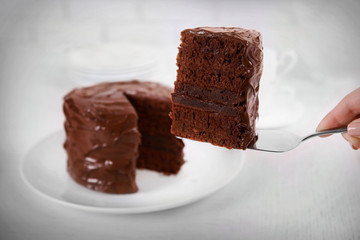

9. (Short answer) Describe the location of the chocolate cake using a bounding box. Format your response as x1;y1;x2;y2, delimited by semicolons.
64;81;184;194
170;27;263;150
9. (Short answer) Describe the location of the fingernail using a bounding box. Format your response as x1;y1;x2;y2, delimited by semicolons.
348;119;360;137
351;142;359;150
342;132;350;141
346;135;360;149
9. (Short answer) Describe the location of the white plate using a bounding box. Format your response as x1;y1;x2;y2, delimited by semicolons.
21;131;245;214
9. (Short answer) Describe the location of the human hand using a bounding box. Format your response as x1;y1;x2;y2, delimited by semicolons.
316;88;360;150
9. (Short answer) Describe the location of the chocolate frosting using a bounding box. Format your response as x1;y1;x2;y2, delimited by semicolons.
187;27;262;45
64;82;141;194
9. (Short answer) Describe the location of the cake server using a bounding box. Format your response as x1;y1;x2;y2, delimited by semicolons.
249;127;347;153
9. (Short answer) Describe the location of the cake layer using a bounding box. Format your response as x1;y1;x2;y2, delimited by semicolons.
140;134;185;153
135;110;173;136
125;93;171;112
125;89;174;136
137;146;184;174
171;104;255;149
177;27;262;90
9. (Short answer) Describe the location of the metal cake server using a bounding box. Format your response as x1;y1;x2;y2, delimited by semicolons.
249;127;348;153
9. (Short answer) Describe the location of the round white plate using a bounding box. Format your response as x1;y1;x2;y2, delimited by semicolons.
21;131;245;214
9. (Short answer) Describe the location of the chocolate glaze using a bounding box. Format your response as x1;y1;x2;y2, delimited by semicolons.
174;82;247;106
171;27;263;149
64;83;140;194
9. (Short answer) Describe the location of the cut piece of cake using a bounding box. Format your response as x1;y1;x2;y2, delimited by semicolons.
63;81;185;194
118;81;185;174
64;85;140;194
170;27;263;149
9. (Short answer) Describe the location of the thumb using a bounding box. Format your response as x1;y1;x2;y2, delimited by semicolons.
346;118;360;150
348;118;360;137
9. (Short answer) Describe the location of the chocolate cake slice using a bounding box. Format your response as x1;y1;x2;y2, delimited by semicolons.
170;27;263;149
63;81;185;194
64;85;140;194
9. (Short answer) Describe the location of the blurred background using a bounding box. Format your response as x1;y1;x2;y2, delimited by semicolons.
0;0;359;239
0;0;359;143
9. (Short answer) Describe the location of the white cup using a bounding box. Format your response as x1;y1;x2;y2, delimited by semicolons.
260;49;298;99
257;48;302;129
262;48;298;84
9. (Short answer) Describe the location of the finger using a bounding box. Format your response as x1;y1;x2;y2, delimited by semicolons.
348;118;360;137
341;132;360;150
342;132;350;141
348;118;360;150
317;88;360;132
348;136;360;150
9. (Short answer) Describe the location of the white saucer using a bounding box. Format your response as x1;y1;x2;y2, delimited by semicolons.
21;131;245;214
67;44;159;86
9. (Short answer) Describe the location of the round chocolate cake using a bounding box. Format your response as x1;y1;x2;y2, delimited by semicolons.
63;81;185;194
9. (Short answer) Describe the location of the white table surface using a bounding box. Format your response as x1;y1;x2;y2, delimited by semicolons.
1;0;360;239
